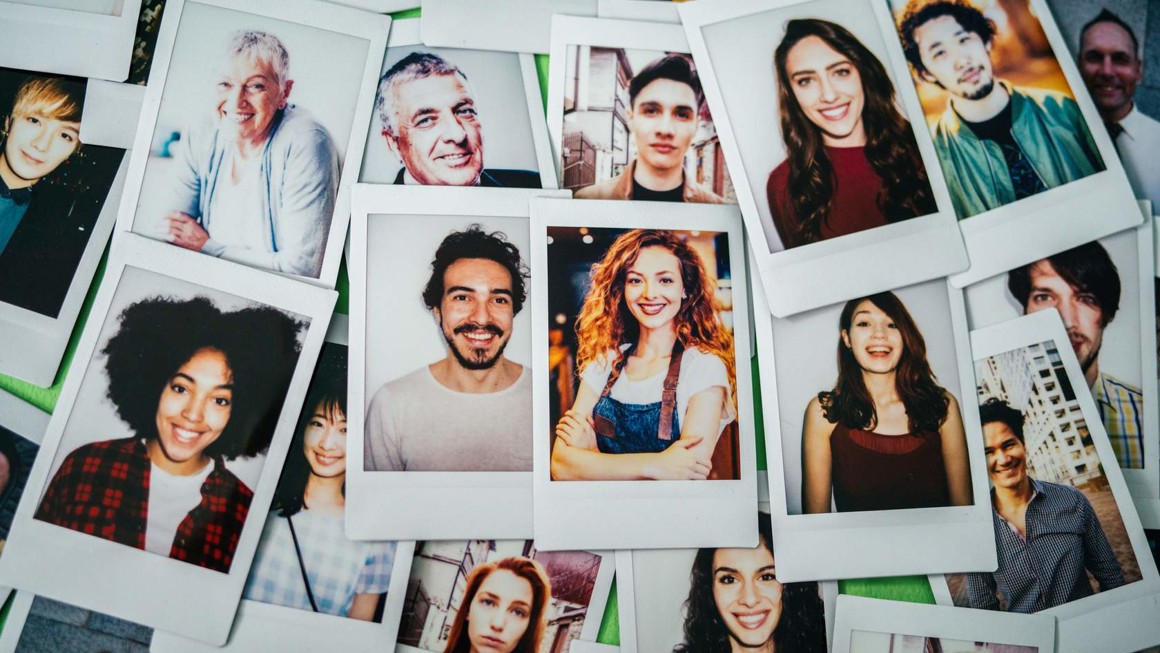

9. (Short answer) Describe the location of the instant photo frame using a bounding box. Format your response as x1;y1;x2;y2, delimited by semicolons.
597;0;680;23
0;234;337;646
115;0;391;287
932;309;1160;653
756;273;996;582
530;198;758;551
678;0;968;317
359;18;559;191
0;0;143;82
421;0;598;55
348;184;570;541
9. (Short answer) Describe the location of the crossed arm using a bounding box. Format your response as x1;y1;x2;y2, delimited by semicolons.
550;382;727;481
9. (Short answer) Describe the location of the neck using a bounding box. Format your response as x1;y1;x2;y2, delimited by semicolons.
146;439;211;476
303;473;345;516
823;123;867;148
861;370;899;409
1084;357;1100;390
952;82;1010;123
730;637;775;653
632;158;684;192
992;476;1034;511
1103;100;1134;124
0;155;35;190
430;356;521;394
635;323;679;359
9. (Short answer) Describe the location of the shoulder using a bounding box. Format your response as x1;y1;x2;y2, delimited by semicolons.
61;437;140;464
574;177;619;200
1036;479;1087;505
804;395;829;423
271;106;337;152
685;184;726;204
372;368;437;404
1012;85;1081;117
209;464;253;501
767;160;790;192
682;347;727;373
580;347;620;378
481;169;542;189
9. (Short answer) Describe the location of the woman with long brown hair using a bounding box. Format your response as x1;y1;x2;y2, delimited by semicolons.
801;292;971;513
442;556;551;653
552;229;737;481
766;19;936;249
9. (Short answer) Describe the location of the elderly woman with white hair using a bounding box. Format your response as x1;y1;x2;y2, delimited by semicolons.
163;30;339;278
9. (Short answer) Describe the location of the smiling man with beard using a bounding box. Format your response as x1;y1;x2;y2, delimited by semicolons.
966;399;1124;613
1006;241;1143;470
897;0;1103;219
364;225;533;472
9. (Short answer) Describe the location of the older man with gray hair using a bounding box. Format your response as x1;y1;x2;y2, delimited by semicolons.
162;29;340;278
376;52;539;187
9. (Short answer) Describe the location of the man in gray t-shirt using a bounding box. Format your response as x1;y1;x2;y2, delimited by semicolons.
365;225;532;472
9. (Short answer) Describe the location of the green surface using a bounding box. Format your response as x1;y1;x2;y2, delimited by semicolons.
0;4;934;645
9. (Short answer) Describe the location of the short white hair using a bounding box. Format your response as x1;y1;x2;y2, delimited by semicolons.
226;30;291;89
376;51;471;135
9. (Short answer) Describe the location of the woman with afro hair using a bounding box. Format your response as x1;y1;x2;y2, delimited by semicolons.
36;295;304;573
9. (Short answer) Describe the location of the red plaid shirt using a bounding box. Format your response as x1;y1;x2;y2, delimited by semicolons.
35;437;253;574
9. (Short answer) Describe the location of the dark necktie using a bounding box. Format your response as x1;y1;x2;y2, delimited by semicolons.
1105;121;1124;155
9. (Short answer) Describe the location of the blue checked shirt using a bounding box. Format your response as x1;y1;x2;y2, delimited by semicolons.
244;509;395;617
1094;372;1144;470
966;479;1125;613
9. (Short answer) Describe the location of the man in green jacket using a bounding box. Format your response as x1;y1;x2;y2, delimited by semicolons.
898;0;1103;220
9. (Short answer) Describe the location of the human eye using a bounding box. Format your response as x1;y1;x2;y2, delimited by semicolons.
214;395;232;408
24;115;41;125
245;82;267;94
511;607;529;618
854;319;870;327
456;105;478;118
760;571;778;582
493;296;510;305
481;597;497;607
795;75;814;88
716;573;737;585
834;65;852;77
931;47;946;60
216;81;233;92
886;321;897;329
1077;293;1098;307
675;107;695;120
1030;292;1054;304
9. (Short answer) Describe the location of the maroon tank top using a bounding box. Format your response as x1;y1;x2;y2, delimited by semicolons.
829;423;950;513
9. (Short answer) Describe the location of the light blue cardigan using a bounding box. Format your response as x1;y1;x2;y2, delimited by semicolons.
171;105;340;278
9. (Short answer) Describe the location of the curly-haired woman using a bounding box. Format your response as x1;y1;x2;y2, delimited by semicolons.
766;19;936;249
35;296;304;573
551;229;737;481
674;513;826;653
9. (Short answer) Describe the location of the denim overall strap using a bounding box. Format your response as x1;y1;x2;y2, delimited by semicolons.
595;344;684;441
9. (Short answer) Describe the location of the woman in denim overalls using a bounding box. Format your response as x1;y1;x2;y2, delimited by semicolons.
551;230;737;481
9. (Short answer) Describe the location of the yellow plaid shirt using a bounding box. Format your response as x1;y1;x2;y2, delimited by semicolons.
1094;372;1144;469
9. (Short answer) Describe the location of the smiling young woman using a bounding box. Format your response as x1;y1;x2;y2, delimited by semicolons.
766;19;935;249
800;292;972;513
35;296;303;573
551;229;737;481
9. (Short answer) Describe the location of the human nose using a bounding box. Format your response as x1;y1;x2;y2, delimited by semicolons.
1056;299;1077;328
738;579;759;607
489;609;508;631
818;75;838;102
29;123;52;152
317;424;339;450
182;394;206;424
441;111;469;143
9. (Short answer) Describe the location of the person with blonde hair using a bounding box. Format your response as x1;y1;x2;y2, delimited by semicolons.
442;556;551;653
161;29;340;277
552;229;737;481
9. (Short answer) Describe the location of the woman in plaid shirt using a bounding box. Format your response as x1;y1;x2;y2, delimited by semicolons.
35;296;304;574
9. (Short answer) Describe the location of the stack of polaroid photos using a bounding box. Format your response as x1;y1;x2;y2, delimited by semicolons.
0;0;1158;652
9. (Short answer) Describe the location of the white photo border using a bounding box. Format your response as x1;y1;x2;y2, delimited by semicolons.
0;0;143;82
832;594;1056;653
597;0;679;24
114;0;391;288
420;0;598;55
677;0;968;317
348;184;570;540
929;309;1160;653
0;234;337;646
530;198;758;551
756;271;996;582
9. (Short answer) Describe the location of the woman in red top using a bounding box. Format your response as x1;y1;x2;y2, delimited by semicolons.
801;292;971;513
766;19;936;249
36;296;303;573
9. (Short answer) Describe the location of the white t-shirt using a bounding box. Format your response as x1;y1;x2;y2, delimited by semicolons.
579;346;736;436
145;460;214;556
205;153;266;251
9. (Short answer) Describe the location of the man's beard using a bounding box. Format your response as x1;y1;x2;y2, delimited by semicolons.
1070;331;1100;375
444;322;508;371
962;76;995;101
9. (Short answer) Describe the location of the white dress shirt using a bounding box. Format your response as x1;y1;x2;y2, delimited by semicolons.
1112;105;1160;211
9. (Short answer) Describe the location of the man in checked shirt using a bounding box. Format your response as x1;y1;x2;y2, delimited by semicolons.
967;399;1125;612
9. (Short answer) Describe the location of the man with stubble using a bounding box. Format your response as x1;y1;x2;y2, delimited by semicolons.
365;226;532;472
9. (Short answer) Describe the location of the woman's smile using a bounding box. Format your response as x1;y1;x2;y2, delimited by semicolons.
636;300;670;316
624;246;685;331
731;608;772;630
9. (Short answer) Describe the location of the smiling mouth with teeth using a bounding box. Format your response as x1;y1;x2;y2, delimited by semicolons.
637;303;669;316
732;610;770;629
172;425;206;444
818;104;849;121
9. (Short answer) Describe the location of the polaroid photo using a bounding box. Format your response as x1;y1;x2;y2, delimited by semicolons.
0;0;142;82
358;18;558;190
1046;2;1160;210
570;644;620;653
616;474;839;653
348;184;570;540
116;0;390;286
149;316;416;651
0;234;337;645
388;539;614;653
964;220;1160;506
597;0;680;24
530;197;758;551
832;595;1056;653
932;309;1160;653
0;390;48;605
757;271;995;581
679;0;968;317
421;0;597;55
547;17;738;209
872;0;1141;287
0;68;132;387
0;591;154;653
325;0;417;11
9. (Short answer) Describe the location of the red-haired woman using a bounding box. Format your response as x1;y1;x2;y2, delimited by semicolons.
802;292;971;513
442;556;551;653
552;229;737;481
